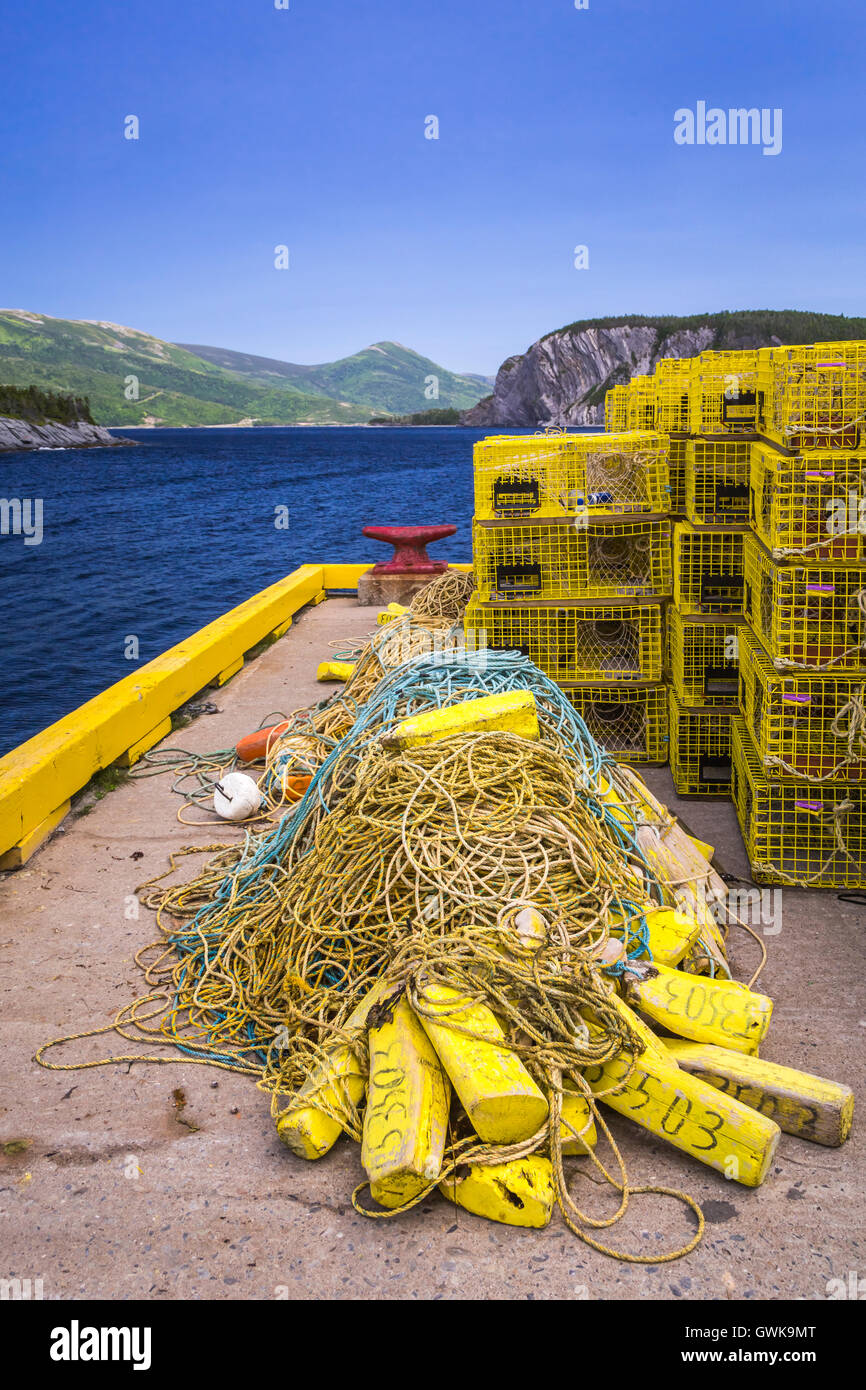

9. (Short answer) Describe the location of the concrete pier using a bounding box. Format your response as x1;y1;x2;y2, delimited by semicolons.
1;597;863;1301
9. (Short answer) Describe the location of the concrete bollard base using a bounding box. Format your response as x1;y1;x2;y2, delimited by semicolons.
357;571;440;607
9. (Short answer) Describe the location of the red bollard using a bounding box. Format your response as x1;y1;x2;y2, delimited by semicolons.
363;524;457;574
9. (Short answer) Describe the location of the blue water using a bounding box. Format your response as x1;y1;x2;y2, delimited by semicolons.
0;426;494;755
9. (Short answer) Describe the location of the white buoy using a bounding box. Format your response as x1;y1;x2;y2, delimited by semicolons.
214;771;263;822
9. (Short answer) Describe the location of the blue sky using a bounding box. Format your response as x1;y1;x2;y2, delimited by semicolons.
1;0;864;375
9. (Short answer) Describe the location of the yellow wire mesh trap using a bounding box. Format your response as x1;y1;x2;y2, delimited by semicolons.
668;436;687;516
472;431;670;521
654;358;692;434
564;684;669;763
750;440;866;563
472;517;672;602
625;376;656;432
464;596;665;683
685;438;752;527
672;521;746;616
689;350;761;436
667;609;742;708
668;688;733;797
604;384;629;433
759;341;866;451
731;715;866;887
743;534;866;673
739;624;866;783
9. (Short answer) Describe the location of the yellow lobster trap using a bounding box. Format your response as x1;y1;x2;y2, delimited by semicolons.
685;438;752;527
731;715;866;888
668;689;732;796
672;522;746;616
759;341;866;451
626;375;656;431
668;436;687;515
472;517;672;602
472;431;669;521
738;624;866;783
463;596;665;683
604;384;629;433
564;684;668;763
668;609;742;707
654;357;692;434
750;440;866;563
743;534;866;672
690;350;761;436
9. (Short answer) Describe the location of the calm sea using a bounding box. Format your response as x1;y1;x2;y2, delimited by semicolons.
0;426;503;755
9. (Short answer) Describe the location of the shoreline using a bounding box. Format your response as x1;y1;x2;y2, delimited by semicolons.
0;416;137;454
104;420;476;431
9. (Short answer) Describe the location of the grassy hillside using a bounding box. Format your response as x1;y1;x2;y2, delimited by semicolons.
542;308;866;349
181;340;493;414
0;311;370;426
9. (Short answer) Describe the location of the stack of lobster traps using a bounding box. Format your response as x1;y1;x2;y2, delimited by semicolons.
653;357;692;515
734;342;866;886
465;430;673;764
664;351;759;796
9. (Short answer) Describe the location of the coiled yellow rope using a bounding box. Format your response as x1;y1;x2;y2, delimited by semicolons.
37;726;704;1263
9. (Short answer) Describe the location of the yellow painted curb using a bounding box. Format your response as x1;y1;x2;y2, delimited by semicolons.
0;563;327;863
0;800;71;870
116;717;173;768
216;656;244;686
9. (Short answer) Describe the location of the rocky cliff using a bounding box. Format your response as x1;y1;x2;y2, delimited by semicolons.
462;310;866;428
0;417;133;453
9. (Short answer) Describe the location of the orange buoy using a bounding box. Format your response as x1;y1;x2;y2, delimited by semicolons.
284;773;313;802
235;721;290;762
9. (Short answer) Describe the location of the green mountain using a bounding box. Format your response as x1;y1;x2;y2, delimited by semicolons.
180;340;494;415
0;310;372;426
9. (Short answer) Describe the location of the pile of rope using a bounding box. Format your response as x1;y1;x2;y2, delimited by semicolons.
407;566;475;620
262;646;622;831
38;628;715;1260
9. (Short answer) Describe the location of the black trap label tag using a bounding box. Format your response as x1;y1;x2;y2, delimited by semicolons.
496;562;542;594
493;477;540;512
700;755;732;783
700;573;744;607
722;389;758;425
715;482;750;513
704;664;738;697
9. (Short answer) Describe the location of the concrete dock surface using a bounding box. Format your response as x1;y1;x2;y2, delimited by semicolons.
1;596;863;1301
